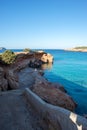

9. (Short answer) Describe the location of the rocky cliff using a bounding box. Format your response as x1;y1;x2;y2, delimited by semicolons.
31;74;76;111
15;51;53;64
0;51;76;112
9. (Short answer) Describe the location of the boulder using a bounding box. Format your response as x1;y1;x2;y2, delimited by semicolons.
32;79;77;111
0;67;8;91
41;63;53;70
41;53;53;63
50;82;67;93
29;59;42;68
6;70;19;89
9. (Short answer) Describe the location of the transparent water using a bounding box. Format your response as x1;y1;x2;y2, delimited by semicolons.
43;49;87;115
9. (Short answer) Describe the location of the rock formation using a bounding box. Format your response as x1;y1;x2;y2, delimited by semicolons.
0;67;19;91
0;67;8;91
0;51;77;112
31;77;76;111
15;51;53;64
6;69;19;90
41;53;53;63
29;59;42;68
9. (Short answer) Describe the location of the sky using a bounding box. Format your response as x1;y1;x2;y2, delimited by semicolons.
0;0;87;49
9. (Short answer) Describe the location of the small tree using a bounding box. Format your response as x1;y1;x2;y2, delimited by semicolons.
23;48;31;52
2;50;16;64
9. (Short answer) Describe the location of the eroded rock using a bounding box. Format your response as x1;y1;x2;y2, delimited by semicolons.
6;70;19;89
32;79;76;111
29;59;42;68
0;67;8;91
41;53;53;63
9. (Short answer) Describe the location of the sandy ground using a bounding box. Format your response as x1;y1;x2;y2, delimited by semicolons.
0;90;46;130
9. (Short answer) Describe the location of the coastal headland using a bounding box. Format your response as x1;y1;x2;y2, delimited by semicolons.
0;49;87;130
65;46;87;52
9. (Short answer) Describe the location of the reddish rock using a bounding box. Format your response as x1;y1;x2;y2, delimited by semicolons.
32;79;76;111
0;51;76;112
47;82;67;93
15;51;53;65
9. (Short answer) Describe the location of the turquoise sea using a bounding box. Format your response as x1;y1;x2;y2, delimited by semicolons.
1;49;87;115
43;49;87;115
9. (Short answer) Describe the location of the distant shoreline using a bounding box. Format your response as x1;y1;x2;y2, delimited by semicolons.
64;47;87;52
1;47;87;53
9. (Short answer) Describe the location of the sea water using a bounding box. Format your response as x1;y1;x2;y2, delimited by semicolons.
43;50;87;115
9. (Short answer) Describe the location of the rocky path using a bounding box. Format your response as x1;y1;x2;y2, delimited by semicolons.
0;90;45;130
18;67;77;111
18;67;35;88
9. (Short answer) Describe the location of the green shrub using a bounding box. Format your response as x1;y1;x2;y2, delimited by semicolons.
2;50;16;64
75;46;87;49
23;48;31;52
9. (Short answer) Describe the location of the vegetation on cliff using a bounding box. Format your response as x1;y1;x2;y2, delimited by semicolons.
1;50;16;64
65;46;87;52
23;48;31;52
74;46;87;49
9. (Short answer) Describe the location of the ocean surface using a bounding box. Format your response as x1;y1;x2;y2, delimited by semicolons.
1;49;87;115
43;49;87;115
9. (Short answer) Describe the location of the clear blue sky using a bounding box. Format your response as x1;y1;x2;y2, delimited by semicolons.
0;0;87;49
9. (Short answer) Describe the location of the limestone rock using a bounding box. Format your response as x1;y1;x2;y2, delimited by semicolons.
41;53;53;63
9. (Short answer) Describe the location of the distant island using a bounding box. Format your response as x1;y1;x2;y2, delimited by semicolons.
0;47;6;51
65;46;87;52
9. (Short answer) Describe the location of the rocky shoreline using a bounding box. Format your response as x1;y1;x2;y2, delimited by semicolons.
0;51;77;111
0;50;87;130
